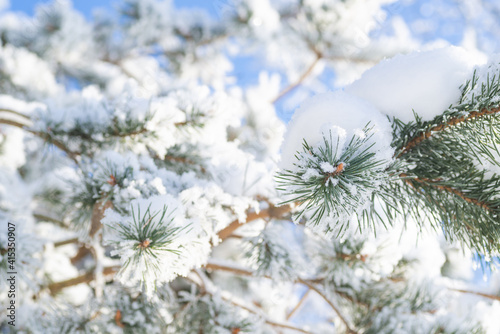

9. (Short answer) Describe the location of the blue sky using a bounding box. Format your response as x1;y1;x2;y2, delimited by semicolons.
8;0;217;17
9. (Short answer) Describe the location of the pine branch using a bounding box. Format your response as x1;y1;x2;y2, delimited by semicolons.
0;117;79;163
399;173;491;211
112;127;149;137
397;105;500;158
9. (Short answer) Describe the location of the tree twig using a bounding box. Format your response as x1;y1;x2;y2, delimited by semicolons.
217;203;294;241
299;279;357;334
195;263;313;334
54;237;79;248
48;266;119;295
0;108;32;120
286;289;310;320
221;295;313;334
33;213;66;227
271;55;321;104
450;288;500;302
0;117;79;163
400;173;491;211
205;261;357;334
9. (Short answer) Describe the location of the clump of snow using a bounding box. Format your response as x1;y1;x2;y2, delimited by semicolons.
0;128;25;170
0;95;44;115
0;44;59;98
279;91;394;171
346;46;486;123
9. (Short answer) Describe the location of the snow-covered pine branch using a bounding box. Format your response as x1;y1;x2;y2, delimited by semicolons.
1;1;500;333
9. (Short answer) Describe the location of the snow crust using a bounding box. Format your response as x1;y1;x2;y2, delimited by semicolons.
346;46;486;123
279;91;394;171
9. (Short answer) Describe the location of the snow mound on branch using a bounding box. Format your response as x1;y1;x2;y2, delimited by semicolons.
279;91;393;171
346;46;486;123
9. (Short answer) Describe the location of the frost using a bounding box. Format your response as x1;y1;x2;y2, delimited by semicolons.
0;44;59;98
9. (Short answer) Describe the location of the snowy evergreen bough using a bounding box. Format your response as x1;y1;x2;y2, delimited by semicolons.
2;0;500;333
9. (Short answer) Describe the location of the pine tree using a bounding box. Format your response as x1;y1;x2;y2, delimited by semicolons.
1;1;500;333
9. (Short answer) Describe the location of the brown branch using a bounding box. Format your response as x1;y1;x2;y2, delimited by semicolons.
53;237;79;248
205;262;256;277
398;106;500;158
0;118;80;163
217;203;294;241
299;279;357;334
164;154;197;165
286;289;310;320
220;295;313;334
34;130;80;163
195;264;313;333
0;118;31;129
70;246;92;265
400;173;491;211
0;108;31;120
33;213;66;227
451;288;500;302
90;200;114;238
112;127;148;138
48;266;119;295
205;261;357;334
271;55;321;104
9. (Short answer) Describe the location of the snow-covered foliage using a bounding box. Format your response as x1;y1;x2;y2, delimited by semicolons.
0;0;500;333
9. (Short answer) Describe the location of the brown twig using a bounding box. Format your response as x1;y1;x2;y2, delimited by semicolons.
53;237;79;248
194;264;313;334
0;108;32;120
450;288;500;302
0;118;31;129
217;203;294;241
112;127;149;137
286;289;310;320
33;213;66;227
48;266;119;295
205;261;357;334
90;200;114;238
400;173;491;211
0;118;79;163
299;279;357;334
70;246;92;265
271;55;321;104
220;295;313;334
398;106;500;158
